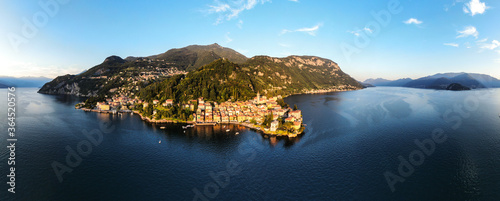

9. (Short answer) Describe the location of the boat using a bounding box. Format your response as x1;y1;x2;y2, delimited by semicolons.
235;132;239;135
160;127;165;129
182;124;194;129
226;129;230;132
159;140;161;144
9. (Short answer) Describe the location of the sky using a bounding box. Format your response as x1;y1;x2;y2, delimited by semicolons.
0;0;499;81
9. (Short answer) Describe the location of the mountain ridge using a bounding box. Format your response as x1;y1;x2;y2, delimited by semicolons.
38;44;362;98
364;72;500;90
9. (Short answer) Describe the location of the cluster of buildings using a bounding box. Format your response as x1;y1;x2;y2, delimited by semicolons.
96;96;136;111
88;90;304;134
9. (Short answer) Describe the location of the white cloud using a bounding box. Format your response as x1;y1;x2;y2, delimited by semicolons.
237;20;243;29
289;0;299;2
457;26;479;38
209;3;230;13
463;0;489;16
225;32;233;43
480;40;500;50
476;38;488;43
279;43;292;48
348;30;360;37
404;18;423;25
208;0;270;24
348;27;374;37
444;43;459;47
281;23;322;36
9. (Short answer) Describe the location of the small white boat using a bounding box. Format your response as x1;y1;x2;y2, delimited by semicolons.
226;129;230;132
159;140;161;144
160;127;166;129
235;132;239;135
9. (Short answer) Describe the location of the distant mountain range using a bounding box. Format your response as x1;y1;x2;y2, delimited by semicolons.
39;43;362;98
0;76;52;88
364;73;500;90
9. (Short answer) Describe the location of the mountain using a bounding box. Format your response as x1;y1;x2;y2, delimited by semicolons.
363;78;391;85
365;72;499;90
39;44;362;99
404;73;486;89
138;57;362;103
0;76;52;88
467;73;500;88
149;43;248;71
0;83;8;88
38;44;249;96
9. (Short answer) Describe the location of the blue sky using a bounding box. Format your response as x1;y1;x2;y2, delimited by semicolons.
0;0;499;81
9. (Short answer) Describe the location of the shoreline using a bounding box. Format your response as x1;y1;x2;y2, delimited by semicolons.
75;87;357;138
79;108;303;137
132;110;303;137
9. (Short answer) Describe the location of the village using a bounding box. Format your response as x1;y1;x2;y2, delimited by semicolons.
78;92;304;137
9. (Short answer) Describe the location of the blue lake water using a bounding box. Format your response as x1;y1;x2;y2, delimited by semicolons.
1;87;500;200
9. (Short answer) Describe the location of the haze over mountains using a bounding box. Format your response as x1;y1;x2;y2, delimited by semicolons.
0;76;52;88
38;44;362;98
364;73;500;90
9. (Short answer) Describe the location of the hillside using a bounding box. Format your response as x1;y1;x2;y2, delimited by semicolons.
38;44;248;96
137;57;362;103
138;59;256;103
39;44;361;99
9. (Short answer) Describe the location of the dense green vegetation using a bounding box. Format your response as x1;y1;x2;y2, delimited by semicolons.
138;59;256;103
137;56;363;104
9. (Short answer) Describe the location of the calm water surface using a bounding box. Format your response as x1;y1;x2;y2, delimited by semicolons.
1;87;500;200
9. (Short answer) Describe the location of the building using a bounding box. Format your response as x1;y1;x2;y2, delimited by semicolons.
97;102;110;111
285;117;295;122
270;121;279;132
164;99;174;106
292;121;301;130
289;110;302;119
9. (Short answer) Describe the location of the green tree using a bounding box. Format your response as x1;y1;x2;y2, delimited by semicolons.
202;88;209;99
293;104;298;110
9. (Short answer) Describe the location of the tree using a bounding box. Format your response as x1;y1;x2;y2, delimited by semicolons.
293;104;298;110
262;114;273;128
210;88;217;101
202;88;209;99
277;98;289;108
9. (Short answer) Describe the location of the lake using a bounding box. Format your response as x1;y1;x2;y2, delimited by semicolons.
1;87;500;200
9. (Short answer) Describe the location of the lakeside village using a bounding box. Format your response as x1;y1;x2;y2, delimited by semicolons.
76;92;304;137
